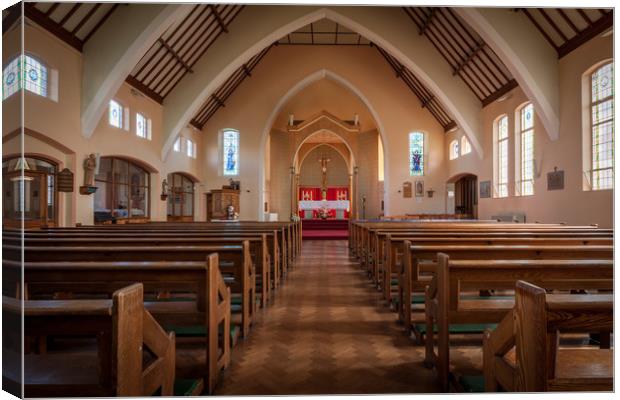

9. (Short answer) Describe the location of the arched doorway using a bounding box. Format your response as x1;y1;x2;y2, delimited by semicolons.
167;172;197;222
93;156;152;224
447;173;478;219
2;154;58;228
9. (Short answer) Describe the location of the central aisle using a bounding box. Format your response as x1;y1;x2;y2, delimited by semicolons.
215;240;440;395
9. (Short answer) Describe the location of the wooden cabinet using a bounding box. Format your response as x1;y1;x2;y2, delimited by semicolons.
205;189;240;221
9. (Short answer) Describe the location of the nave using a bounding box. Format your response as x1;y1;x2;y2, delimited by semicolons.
216;240;441;395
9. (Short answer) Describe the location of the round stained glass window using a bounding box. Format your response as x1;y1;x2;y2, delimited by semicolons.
28;69;38;82
601;76;609;88
5;72;15;85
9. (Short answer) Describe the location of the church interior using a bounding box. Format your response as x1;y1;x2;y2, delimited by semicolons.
1;1;615;397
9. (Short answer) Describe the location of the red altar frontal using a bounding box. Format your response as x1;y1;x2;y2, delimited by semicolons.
298;187;350;219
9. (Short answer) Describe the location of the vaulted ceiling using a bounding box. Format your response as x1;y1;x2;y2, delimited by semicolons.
12;4;614;136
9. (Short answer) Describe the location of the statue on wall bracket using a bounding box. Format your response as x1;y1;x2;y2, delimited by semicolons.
79;153;98;195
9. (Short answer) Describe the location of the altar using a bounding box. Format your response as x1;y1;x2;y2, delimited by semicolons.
298;198;350;219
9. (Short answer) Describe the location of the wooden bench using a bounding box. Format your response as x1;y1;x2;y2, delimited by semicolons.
375;230;612;292
6;234;273;309
6;242;255;339
8;229;283;291
4;253;231;394
482;281;612;392
3;284;178;397
398;243;613;333
425;255;613;391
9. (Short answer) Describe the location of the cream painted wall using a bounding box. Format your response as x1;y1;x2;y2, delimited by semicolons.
446;33;613;228
201;45;448;220
299;144;349;187
3;23;205;226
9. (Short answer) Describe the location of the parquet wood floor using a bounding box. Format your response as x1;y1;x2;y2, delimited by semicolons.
215;240;441;395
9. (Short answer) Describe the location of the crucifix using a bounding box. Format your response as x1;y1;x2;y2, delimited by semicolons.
318;154;331;199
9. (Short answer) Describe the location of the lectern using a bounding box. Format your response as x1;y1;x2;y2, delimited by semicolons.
205;188;240;221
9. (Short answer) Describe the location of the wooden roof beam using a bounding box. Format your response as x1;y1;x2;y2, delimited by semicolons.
71;4;101;35
419;8;436;35
452;41;484;76
3;3;22;35
242;64;252;77
45;3;60;16
521;8;559;51
421;95;435;108
59;3;81;26
557;9;580;34
482;79;519;107
125;75;164;104
538;8;568;42
24;3;83;51
558;11;613;58
211;94;225;108
158;38;194;73
82;4;119;43
208;4;228;33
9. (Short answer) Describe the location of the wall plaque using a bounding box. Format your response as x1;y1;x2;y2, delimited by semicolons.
56;168;74;192
547;168;564;191
403;181;412;198
415;180;424;197
479;180;491;198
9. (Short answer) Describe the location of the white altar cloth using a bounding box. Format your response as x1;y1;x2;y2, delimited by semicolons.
298;200;350;211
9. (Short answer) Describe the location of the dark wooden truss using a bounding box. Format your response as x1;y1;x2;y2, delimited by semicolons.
519;8;613;58
22;2;119;52
404;7;518;107
375;46;456;132
126;4;244;104
190;45;272;130
276;18;372;46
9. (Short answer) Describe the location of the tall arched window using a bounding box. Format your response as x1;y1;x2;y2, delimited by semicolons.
409;131;424;176
461;136;472;155
590;62;614;190
2;155;57;227
223;129;239;176
2;54;49;100
494;115;509;198
516;103;535;196
449;139;459;160
94;157;150;223
167;173;195;221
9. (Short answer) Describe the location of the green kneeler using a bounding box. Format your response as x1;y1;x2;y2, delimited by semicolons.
457;375;485;392
165;322;239;341
151;378;203;396
414;323;498;334
392;295;425;306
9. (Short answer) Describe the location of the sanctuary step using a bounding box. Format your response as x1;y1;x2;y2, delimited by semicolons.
302;219;349;231
302;219;349;240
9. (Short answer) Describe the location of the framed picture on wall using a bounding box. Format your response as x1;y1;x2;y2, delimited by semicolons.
479;180;491;198
403;181;412;198
415;180;424;197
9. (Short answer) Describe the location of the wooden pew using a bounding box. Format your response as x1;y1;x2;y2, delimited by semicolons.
6;242;255;339
3;284;178;397
375;229;612;291
28;225;292;282
399;242;613;334
425;255;613;391
8;229;283;291
4;253;231;394
483;281;612;392
6;234;272;309
385;234;612;303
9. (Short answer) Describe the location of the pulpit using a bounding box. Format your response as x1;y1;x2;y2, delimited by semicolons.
205;188;240;221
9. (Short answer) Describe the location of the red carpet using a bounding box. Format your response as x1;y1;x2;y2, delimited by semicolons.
302;219;349;240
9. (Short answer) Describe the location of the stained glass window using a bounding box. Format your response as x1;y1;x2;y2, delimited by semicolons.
461;136;472;155
186;138;196;158
495;115;509;198
173;137;181;152
223;130;239;176
109;100;123;129
449;139;459;160
3;55;48;100
409;132;424;176
136;113;148;139
591;62;614;190
519;103;535;196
